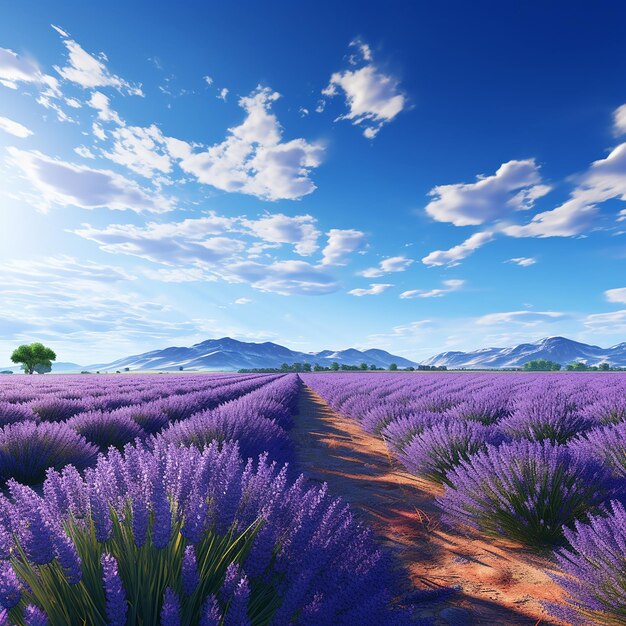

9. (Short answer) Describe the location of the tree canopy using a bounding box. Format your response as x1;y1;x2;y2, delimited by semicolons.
523;359;561;371
10;343;56;375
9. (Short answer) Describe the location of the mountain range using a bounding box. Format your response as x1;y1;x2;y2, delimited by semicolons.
422;336;626;369
85;337;419;372
3;336;625;373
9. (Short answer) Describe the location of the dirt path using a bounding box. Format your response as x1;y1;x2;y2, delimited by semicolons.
291;384;567;625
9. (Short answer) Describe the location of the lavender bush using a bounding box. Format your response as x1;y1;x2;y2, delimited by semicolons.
501;388;592;444
546;500;626;624
67;410;146;451
0;421;98;486
569;421;626;480
398;421;501;486
0;441;406;625
438;440;617;547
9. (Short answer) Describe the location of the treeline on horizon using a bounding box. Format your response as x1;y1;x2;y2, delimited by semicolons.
238;362;448;373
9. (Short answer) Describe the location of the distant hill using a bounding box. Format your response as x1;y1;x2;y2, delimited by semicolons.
422;336;626;369
87;337;418;372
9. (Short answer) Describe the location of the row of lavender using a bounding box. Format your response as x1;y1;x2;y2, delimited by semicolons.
0;373;284;487
301;372;626;624
0;373;409;625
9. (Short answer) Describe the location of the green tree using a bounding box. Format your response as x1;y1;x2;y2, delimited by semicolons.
330;361;340;371
280;363;291;372
566;361;588;371
10;343;56;375
369;364;377;370
523;359;561;371
598;362;610;371
389;363;398;371
359;362;368;370
302;362;312;372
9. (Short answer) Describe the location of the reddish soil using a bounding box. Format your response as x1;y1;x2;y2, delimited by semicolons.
292;385;569;625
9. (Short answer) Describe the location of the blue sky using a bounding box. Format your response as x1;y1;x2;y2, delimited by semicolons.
1;0;626;364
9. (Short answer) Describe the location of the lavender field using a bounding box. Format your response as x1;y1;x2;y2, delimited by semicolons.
0;372;625;624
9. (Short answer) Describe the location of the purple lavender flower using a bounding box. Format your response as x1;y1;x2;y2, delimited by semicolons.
224;575;250;626
54;533;82;584
150;482;172;550
199;595;222;626
181;546;199;596
23;604;48;626
160;587;180;626
101;554;127;626
0;561;21;609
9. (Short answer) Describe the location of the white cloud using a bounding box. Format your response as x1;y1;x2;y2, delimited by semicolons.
323;40;405;138
507;257;537;267
88;91;124;125
348;283;392;296
321;229;366;265
425;159;550;227
225;260;339;296
0;46;60;93
217;87;228;101
168;86;323;200
243;214;320;255
74;145;96;159
234;297;252;305
7;147;174;213
583;310;626;334
0;116;32;138
605;287;626;304
505;143;626;237
53;30;142;95
400;279;464;299
476;310;565;326
72;213;343;296
203;75;214;86
422;231;494;267
104;125;174;178
614;104;626;135
359;255;413;277
74;220;243;265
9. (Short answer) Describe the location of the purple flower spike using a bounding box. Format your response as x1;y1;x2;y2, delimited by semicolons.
160;587;180;626
24;604;48;626
101;554;127;626
0;561;21;609
200;595;222;626
182;546;199;596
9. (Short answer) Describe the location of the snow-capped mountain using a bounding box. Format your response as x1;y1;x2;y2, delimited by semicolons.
422;336;626;369
88;337;418;372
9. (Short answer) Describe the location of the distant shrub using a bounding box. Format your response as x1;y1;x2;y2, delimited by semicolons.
399;421;501;486
160;409;293;464
438;440;617;548
29;397;86;423
581;390;626;425
444;394;511;425
116;403;169;435
546;500;626;624
501;388;592;443
381;412;446;453
0;421;98;486
0;401;36;427
67;411;145;451
569;421;626;480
